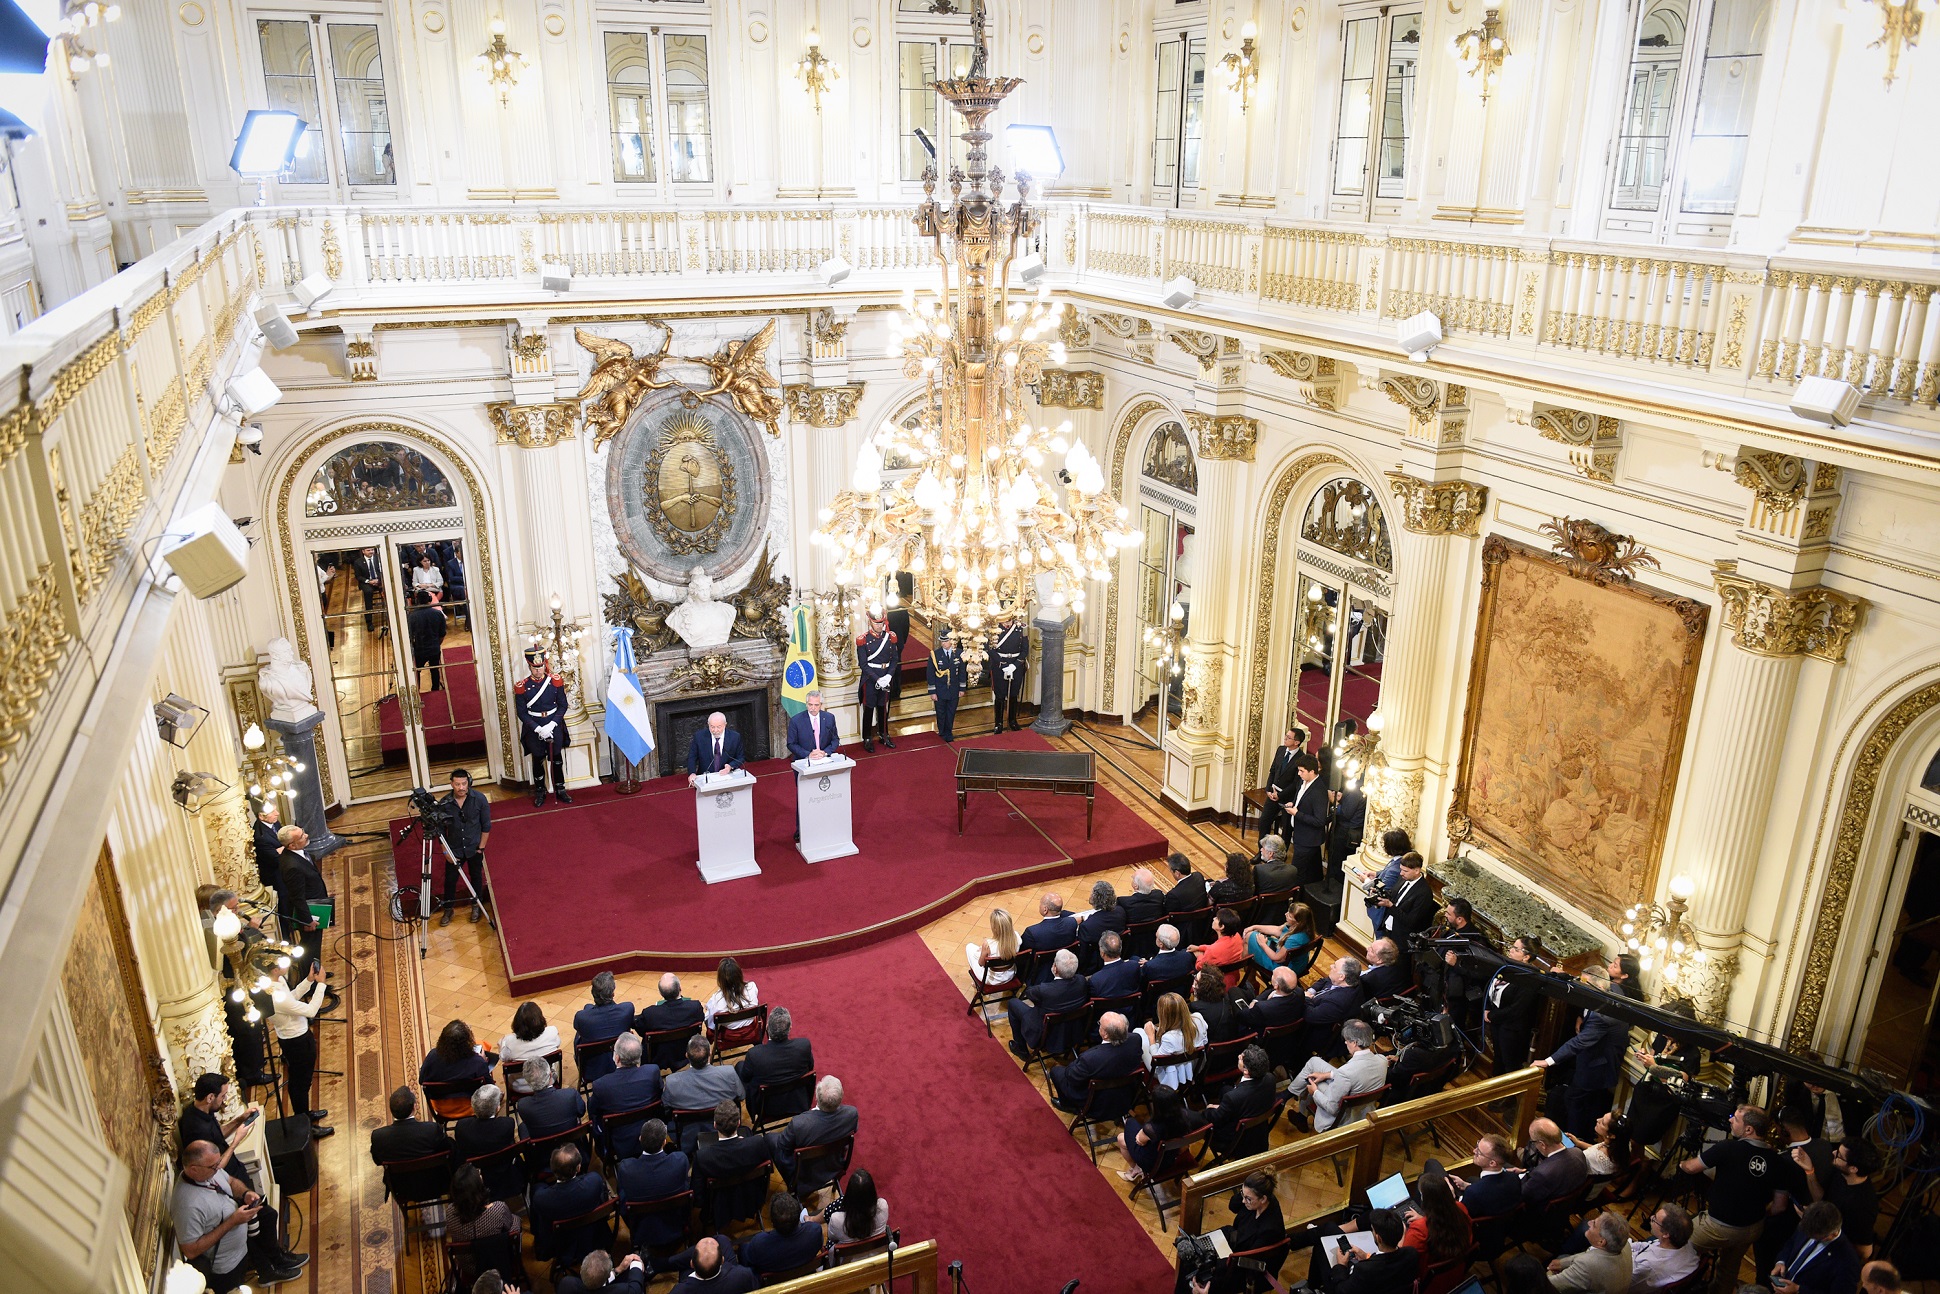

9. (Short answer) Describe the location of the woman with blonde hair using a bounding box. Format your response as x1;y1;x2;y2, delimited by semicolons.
966;907;1021;988
1139;991;1208;1089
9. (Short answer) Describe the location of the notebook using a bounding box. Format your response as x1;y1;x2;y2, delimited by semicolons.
1366;1171;1411;1211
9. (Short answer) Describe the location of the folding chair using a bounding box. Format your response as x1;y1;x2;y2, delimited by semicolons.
708;1004;769;1062
1248;888;1299;929
1194;1032;1260;1105
1019;1005;1089;1091
1140;971;1196;1024
1087;990;1143;1033
1329;1083;1390;1184
1213;1095;1286;1165
619;1188;696;1263
1063;1070;1151;1163
520;1122;593;1186
698;1156;775;1231
1123;918;1163;960
380;1150;455;1254
746;1071;816;1132
1224;1239;1294;1294
1170;905;1216;945
542;1197;618;1272
573;1035;623;1091
787;1133;855;1196
638;1021;705;1072
965;956;1022;1034
422;1078;480;1129
591;1099;662;1168
827;1227;899;1267
1134;1120;1213;1230
464;1137;527;1202
442;1230;523;1294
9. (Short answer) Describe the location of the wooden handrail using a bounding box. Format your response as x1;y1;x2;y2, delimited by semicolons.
1177;1066;1547;1236
763;1238;939;1293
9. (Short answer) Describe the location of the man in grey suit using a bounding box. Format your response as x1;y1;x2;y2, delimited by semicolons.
1549;1212;1636;1294
1289;1019;1389;1131
769;1075;859;1193
663;1036;746;1154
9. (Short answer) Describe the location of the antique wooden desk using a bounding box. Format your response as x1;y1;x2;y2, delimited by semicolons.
954;748;1097;839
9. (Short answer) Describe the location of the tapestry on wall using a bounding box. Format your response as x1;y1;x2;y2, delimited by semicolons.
1448;535;1707;924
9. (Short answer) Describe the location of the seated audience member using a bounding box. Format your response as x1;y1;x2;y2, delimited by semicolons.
826;1168;889;1244
500;1001;561;1096
1403;1163;1473;1263
516;1057;587;1140
1304;957;1372;1051
1239;966;1309;1067
1766;1202;1859;1294
588;1033;663;1160
1209;853;1255;910
1629;1205;1698;1292
1078;880;1129;954
670;1236;755;1293
557;1250;647;1294
704;957;760;1033
663;1036;746;1151
1143;924;1197;986
529;1144;611;1268
694;1100;775;1227
1243;900;1317;974
1021;891;1079;980
1502;1254;1560;1294
770;1074;859;1192
616;1119;692;1248
1088;930;1144;1001
573;971;637;1085
1524;1118;1591;1205
1448;1134;1524;1219
1117;1084;1197;1185
1206;1045;1279;1157
1312;1207;1419;1294
1142;991;1210;1090
172;1140;305;1290
966;907;1021;988
1005;948;1089;1058
453;1086;521;1197
1361;938;1414;999
1549;1212;1634;1294
1177;1170;1287;1294
422;1019;498;1091
1253;834;1300;896
1120;868;1166;927
1860;1262;1900;1294
1191;966;1246;1044
446;1163;522;1266
1190;908;1249;987
1289;1019;1389;1131
635;973;707;1070
179;1073;260;1189
736;1005;814;1121
1049;1012;1144;1113
1582;1111;1632;1177
370;1085;454;1166
1163;851;1210;919
740;1191;824;1282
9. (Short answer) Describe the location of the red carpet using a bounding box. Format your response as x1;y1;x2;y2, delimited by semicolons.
378;645;486;760
761;933;1179;1290
392;730;1167;989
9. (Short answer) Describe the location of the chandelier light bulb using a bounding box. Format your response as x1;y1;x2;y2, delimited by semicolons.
212;908;242;940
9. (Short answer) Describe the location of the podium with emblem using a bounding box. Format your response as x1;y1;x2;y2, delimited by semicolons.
693;769;761;883
792;754;859;863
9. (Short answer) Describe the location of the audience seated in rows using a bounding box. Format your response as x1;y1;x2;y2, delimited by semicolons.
517;1057;587;1140
557;1250;648;1294
825;1167;889;1244
1193;967;1246;1044
739;1190;823;1282
1048;1011;1143;1113
769;1075;859;1192
1361;938;1413;999
665;1036;746;1151
636;974;706;1069
966;907;1020;988
1079;880;1128;957
1240;967;1308;1069
1206;1045;1278;1157
1244;900;1317;975
669;1235;754;1293
1550;1212;1637;1294
1449;1134;1523;1218
694;1100;774;1228
1253;834;1299;896
1525;1117;1593;1204
1404;1163;1473;1266
1630;1205;1699;1292
1163;852;1209;918
1120;868;1165;927
615;1119;691;1248
704;957;760;1037
1141;991;1210;1089
529;1144;611;1269
1209;853;1254;911
446;1162;521;1267
1006;948;1088;1057
1289;1019;1389;1132
574;972;637;1084
1021;891;1079;980
1311;1207;1420;1294
370;1085;453;1166
1117;1085;1196;1185
1190;908;1248;987
501;1001;561;1096
588;1034;662;1159
1305;957;1372;1050
736;1005;814;1119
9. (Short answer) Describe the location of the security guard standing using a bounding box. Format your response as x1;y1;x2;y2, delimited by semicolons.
857;615;900;752
989;615;1030;732
927;627;970;743
513;652;573;806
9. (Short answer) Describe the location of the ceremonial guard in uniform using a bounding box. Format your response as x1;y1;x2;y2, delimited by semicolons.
514;652;573;806
989;615;1029;732
926;628;970;743
857;615;899;752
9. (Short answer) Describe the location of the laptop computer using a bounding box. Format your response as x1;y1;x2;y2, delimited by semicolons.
1366;1171;1411;1211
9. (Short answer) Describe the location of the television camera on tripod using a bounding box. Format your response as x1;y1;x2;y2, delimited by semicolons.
393;785;495;957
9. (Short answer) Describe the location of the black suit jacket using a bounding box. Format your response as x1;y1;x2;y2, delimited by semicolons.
1333;1246;1420;1294
1379;876;1437;942
1210;1077;1278;1153
276;851;329;929
370;1117;453;1166
1119;890;1165;926
253;819;283;889
1288;778;1328;849
1458;1170;1524;1219
1306;982;1371;1029
1522;1146;1589;1203
1267;745;1302;796
1163;871;1209;915
1253;859;1300;896
737;1039;815;1119
741;1221;826;1279
518;1086;587;1139
1769;1229;1861;1294
588;1066;663;1157
635;998;707;1068
1011;975;1089;1049
1551;1011;1630;1088
1078;906;1128;946
616;1151;693;1244
531;1171;611;1263
1087;958;1143;1001
1239;990;1307;1033
695;1131;774;1225
1050;1037;1145;1110
1021;913;1078;952
452;1115;521;1195
1486;970;1543;1032
688;728;747;775
558;1266;647;1294
1142;948;1197;986
1360;962;1414;1000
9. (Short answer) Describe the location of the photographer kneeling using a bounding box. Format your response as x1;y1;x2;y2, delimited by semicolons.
437;768;492;926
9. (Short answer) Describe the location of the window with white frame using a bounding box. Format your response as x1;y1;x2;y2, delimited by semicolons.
254;15;394;188
1151;31;1206;206
1329;7;1420;219
604;30;715;185
896;37;974;181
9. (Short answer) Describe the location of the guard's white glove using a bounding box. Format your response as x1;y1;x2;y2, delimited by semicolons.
877;675;893;689
535;722;556;739
1003;664;1017;679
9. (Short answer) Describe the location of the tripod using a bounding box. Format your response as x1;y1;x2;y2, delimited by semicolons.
414;822;494;958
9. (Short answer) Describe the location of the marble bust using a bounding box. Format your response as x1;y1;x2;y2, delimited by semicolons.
666;566;737;650
259;637;322;722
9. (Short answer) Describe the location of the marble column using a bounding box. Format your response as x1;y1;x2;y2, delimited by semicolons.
1030;612;1075;737
267;711;348;858
1379;472;1489;849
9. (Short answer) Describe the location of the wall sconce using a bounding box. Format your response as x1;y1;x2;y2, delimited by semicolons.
793;29;843;112
1219;21;1260;112
476;16;528;107
1870;0;1924;87
1451;4;1511;103
55;1;121;80
1622;873;1708;991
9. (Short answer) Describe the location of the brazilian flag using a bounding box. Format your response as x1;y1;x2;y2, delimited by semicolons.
782;605;816;716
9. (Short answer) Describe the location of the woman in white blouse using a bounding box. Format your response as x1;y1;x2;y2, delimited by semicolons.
411;553;444;593
1138;991;1208;1090
965;907;1021;988
498;1001;560;1096
703;956;760;1029
267;958;333;1137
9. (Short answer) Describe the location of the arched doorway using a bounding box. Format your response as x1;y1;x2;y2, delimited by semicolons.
1129;419;1198;751
275;424;509;805
1285;475;1393;753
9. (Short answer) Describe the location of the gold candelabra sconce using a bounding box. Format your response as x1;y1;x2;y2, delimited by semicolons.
240;722;304;809
794;29;843;112
1622;874;1707;991
1219;21;1261;112
529;594;589;708
1143;600;1189;683
55;0;121;81
476;16;528;107
1870;0;1924;87
1451;4;1511;103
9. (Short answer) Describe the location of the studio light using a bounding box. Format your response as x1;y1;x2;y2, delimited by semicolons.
226;367;282;417
1004;123;1065;180
228;108;307;179
170;769;228;814
154;693;208;747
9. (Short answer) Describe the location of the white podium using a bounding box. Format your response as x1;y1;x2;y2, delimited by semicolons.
693;770;761;884
792;754;859;863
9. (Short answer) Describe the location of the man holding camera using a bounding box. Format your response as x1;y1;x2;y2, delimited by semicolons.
172;1140;308;1290
438;767;491;926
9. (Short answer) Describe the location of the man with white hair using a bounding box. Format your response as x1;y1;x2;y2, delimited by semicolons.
1361;938;1414;999
1253;834;1299;896
588;1033;662;1159
635;973;706;1069
687;711;747;785
516;1056;587;1140
1143;922;1197;985
1289;1018;1390;1131
1005;947;1090;1058
1048;1012;1144;1113
1121;867;1165;927
736;1005;816;1122
770;1074;860;1193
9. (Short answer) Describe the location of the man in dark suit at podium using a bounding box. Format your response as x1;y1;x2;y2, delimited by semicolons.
785;692;840;844
687;712;746;786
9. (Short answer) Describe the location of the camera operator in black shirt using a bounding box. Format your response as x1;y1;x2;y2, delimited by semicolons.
1682;1104;1783;1294
437;768;492;926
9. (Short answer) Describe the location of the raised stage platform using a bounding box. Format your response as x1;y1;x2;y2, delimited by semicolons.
391;730;1167;991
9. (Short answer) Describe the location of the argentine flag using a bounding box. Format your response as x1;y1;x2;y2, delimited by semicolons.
781;605;816;717
605;628;654;766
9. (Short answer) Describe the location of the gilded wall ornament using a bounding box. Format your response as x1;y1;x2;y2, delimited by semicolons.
1260;350;1343;410
687;318;784;436
1058;308;1093;349
1383;471;1487;537
488;400;576;448
574;324;677;452
782;382;867;428
1712;567;1867;663
809;308;848;351
1302;477;1394;571
1380;374;1442;418
1036;368;1105;410
1531;407;1622;483
668;651;755;694
1140;421;1199;493
1167;329;1220;371
1538;517;1660;585
1186;411;1259;462
645;410;738;556
728;547;792;647
602;569;681;654
1180;653;1224;731
1733;450;1807;512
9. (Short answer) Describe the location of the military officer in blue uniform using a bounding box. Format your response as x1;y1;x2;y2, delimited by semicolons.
989;614;1030;732
513;652;573;806
926;627;970;743
857;614;899;752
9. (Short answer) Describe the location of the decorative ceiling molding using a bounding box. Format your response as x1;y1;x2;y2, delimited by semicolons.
1036;368;1105;410
1259;349;1345;411
1384;471;1487;537
1184;411;1258;462
1530;405;1623;483
487;400;577;448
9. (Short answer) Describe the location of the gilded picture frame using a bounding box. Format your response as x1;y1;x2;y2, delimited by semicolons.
1449;535;1708;924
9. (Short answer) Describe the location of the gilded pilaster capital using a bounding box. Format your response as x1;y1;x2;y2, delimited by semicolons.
1035;368;1105;410
488;400;577;447
1185;411;1259;462
1384;470;1488;537
782;382;867;427
1712;567;1867;663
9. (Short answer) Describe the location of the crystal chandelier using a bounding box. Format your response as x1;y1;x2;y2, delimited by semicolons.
810;4;1137;634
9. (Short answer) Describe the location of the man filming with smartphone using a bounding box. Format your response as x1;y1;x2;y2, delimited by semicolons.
178;1073;262;1191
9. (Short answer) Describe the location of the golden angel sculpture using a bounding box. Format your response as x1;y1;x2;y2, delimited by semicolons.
691;319;783;436
574;324;676;451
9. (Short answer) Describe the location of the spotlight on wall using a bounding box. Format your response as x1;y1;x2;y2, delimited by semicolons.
1161;274;1196;310
291;273;333;312
228;108;306;179
1789;375;1863;428
170;769;229;814
540;261;572;293
818;256;852;287
1396;309;1443;362
236;423;264;456
225;367;283;417
154;694;210;748
159;502;250;598
253;302;299;350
